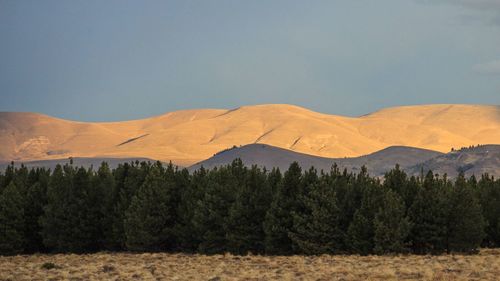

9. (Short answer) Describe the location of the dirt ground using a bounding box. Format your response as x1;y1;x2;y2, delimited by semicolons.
1;249;499;280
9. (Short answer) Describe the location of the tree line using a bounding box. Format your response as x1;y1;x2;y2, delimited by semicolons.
0;159;498;256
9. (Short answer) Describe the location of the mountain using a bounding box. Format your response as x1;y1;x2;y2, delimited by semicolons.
1;104;499;166
4;144;499;178
408;145;500;178
190;144;443;176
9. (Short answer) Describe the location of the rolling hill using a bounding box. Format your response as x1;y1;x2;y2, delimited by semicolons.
408;145;500;178
189;144;443;176
1;104;499;166
4;144;499;178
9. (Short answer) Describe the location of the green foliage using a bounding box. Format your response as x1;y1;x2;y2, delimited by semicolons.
24;182;47;253
289;180;344;254
346;175;383;255
225;165;272;254
374;190;410;254
94;162;117;250
325;165;356;252
110;162;150;249
446;173;485;253
124;162;176;251
39;164;71;252
0;160;495;256
40;165;105;252
0;164;15;194
477;175;500;247
174;167;206;252
0;182;25;255
408;171;448;254
383;165;418;213
191;160;244;254
263;162;303;255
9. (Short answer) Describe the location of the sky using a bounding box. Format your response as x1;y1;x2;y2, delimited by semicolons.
0;0;499;121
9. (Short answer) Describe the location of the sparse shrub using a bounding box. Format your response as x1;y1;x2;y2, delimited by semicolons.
41;262;60;270
102;265;116;273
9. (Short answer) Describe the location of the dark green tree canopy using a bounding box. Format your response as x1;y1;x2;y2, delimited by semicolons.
0;160;496;256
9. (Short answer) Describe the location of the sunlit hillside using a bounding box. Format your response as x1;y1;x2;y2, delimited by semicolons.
1;104;499;166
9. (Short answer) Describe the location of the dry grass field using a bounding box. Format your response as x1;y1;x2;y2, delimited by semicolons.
1;249;500;281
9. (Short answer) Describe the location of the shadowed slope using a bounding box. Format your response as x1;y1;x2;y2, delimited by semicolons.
408;145;500;178
5;144;499;178
190;144;443;176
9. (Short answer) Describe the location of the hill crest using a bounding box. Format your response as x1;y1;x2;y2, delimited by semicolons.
0;104;498;166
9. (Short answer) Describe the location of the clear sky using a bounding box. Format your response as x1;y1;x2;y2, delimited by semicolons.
0;0;499;121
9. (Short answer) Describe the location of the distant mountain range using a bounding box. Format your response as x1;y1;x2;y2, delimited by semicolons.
1;104;499;167
190;144;441;176
191;144;500;178
4;144;499;178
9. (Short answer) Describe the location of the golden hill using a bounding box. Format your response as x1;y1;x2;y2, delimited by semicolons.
1;104;499;166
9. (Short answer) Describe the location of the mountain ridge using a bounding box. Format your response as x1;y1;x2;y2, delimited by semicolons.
189;143;444;176
6;144;499;178
1;103;499;166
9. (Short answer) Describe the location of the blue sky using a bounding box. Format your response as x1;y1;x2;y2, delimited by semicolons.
0;0;499;121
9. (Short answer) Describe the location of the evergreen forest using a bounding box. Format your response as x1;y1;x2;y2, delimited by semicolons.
1;159;498;256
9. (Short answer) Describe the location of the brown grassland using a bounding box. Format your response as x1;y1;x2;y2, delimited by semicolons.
1;249;500;281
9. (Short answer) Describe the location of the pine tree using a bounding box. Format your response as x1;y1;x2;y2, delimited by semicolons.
225;165;272;254
383;165;407;195
384;165;418;212
95;162;117;250
0;182;25;255
174;167;206;252
0;170;4;193
373;190;410;254
23;168;50;253
346;211;371;254
0;163;15;193
302;166;319;194
124;162;176;251
264;162;303;255
40;164;102;252
70;166;104;252
446;173;485;253
289;180;344;254
346;170;382;255
267;167;282;195
110;161;150;249
408;171;448;254
326;165;355;252
68;166;102;252
192;180;230;254
40;164;71;252
13;165;29;195
192;160;242;254
477;174;500;247
170;166;192;251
